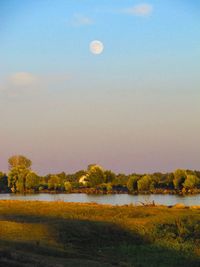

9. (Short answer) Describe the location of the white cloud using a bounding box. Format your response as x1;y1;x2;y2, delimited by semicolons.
121;3;153;17
71;14;93;26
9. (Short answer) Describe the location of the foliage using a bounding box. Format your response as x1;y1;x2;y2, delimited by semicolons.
114;173;129;186
137;175;152;191
127;175;139;192
48;175;63;190
87;164;105;187
183;175;200;189
105;183;113;191
8;155;32;170
2;155;200;193
173;169;187;190
66;170;87;182
7;155;33;193
98;183;113;191
26;172;40;191
0;172;8;192
104;170;116;183
64;181;72;192
8;166;30;193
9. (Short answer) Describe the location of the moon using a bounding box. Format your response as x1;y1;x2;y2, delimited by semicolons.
90;40;104;55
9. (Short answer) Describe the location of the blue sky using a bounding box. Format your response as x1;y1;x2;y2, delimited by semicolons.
0;0;200;174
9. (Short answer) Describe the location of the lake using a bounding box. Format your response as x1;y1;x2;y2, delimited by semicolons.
0;193;200;206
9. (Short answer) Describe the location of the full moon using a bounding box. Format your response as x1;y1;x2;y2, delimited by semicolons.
90;40;104;55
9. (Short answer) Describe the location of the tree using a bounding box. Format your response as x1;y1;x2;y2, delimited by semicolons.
105;183;112;191
64;181;72;192
183;175;200;190
57;172;67;180
165;173;174;189
87;164;105;187
114;173;129;186
8;155;32;193
66;170;87;183
26;172;40;191
87;164;98;172
173;169;186;190
0;172;8;192
137;175;152;191
8;155;32;170
8;166;30;193
104;170;116;183
127;176;139;192
48;175;63;190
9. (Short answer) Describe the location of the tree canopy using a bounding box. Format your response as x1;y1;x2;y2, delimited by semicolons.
1;155;200;194
8;155;32;169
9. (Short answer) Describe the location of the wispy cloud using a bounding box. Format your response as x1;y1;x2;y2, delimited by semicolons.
71;14;93;26
0;72;71;97
0;72;38;96
9;72;38;87
121;3;153;17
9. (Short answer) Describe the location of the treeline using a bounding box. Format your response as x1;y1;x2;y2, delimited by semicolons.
0;155;200;194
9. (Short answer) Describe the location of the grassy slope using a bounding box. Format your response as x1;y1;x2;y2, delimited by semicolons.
0;200;200;267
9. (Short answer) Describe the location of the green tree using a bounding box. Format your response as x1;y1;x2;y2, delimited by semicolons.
127;176;139;192
57;172;67;180
173;169;186;190
66;170;87;183
8;155;32;170
64;181;72;192
165;173;174;189
8;166;30;193
104;170;116;183
114;174;129;186
26;172;40;191
87;164;105;187
137;175;152;191
183;175;200;190
105;183;112;191
8;155;32;193
48;175;63;190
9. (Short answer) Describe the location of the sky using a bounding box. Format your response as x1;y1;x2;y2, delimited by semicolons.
0;0;200;175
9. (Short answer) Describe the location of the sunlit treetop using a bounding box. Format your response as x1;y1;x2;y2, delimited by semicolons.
8;155;32;170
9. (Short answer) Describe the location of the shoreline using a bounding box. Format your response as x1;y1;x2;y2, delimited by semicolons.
0;199;200;209
1;188;200;195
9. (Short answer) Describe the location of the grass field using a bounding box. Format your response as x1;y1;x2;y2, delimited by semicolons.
0;200;200;266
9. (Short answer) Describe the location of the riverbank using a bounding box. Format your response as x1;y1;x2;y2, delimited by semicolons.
71;188;200;195
1;192;200;206
5;187;200;195
0;200;200;266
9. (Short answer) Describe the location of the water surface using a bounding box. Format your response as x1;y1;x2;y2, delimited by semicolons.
0;193;200;206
